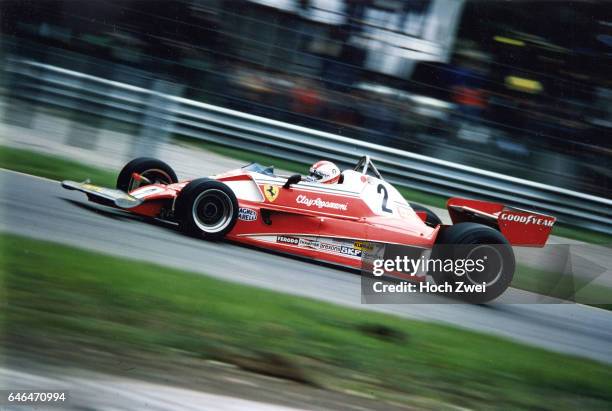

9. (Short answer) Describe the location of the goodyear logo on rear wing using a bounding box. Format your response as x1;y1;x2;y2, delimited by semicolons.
500;212;555;227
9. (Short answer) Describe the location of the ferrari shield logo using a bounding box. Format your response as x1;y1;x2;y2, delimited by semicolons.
263;185;280;202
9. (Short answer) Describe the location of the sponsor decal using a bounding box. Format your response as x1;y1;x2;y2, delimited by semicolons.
299;238;320;249
319;241;362;258
277;235;299;245
263;185;280;202
320;242;342;253
353;240;374;252
238;207;258;221
296;195;348;211
130;186;165;199
82;183;102;192
500;212;554;227
272;236;364;257
341;246;362;257
81;183;138;201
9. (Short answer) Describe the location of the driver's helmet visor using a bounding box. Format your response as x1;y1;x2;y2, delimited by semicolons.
309;168;325;180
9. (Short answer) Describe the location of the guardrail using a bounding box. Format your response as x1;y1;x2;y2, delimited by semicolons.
5;59;612;235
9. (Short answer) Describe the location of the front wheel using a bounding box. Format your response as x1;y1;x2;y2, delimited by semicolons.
431;222;515;303
174;178;238;240
117;157;178;192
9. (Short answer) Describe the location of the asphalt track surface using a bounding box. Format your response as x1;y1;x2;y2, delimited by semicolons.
2;361;402;411
2;170;612;365
0;367;306;411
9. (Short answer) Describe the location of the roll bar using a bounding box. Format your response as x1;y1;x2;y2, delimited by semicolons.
353;155;384;180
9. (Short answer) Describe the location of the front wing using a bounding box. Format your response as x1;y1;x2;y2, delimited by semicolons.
61;180;143;209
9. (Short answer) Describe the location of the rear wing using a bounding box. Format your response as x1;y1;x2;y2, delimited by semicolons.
447;197;556;247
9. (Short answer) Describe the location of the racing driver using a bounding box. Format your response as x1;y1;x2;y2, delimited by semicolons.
307;160;341;184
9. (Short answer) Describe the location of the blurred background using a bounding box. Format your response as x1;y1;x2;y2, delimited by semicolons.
2;3;612;409
1;0;610;196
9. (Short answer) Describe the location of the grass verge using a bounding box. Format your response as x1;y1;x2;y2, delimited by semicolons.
550;225;612;246
0;145;116;187
2;233;612;410
514;264;612;311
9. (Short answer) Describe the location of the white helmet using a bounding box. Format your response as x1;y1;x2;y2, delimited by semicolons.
308;160;341;184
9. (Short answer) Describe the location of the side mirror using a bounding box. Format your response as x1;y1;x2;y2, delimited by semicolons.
283;174;302;189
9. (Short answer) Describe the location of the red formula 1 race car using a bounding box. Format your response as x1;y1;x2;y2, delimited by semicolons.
62;155;556;302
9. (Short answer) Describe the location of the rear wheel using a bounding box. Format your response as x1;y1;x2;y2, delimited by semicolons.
117;157;178;192
175;178;238;240
431;222;515;303
410;203;442;227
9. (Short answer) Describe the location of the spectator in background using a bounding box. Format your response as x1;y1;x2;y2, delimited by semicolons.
291;78;323;128
356;90;396;146
450;45;488;123
448;50;492;144
319;89;360;134
229;64;270;116
450;55;488;123
263;73;294;122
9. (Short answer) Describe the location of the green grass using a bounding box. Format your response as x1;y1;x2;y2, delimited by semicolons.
551;225;612;246
0;145;116;187
2;234;612;410
513;265;612;311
